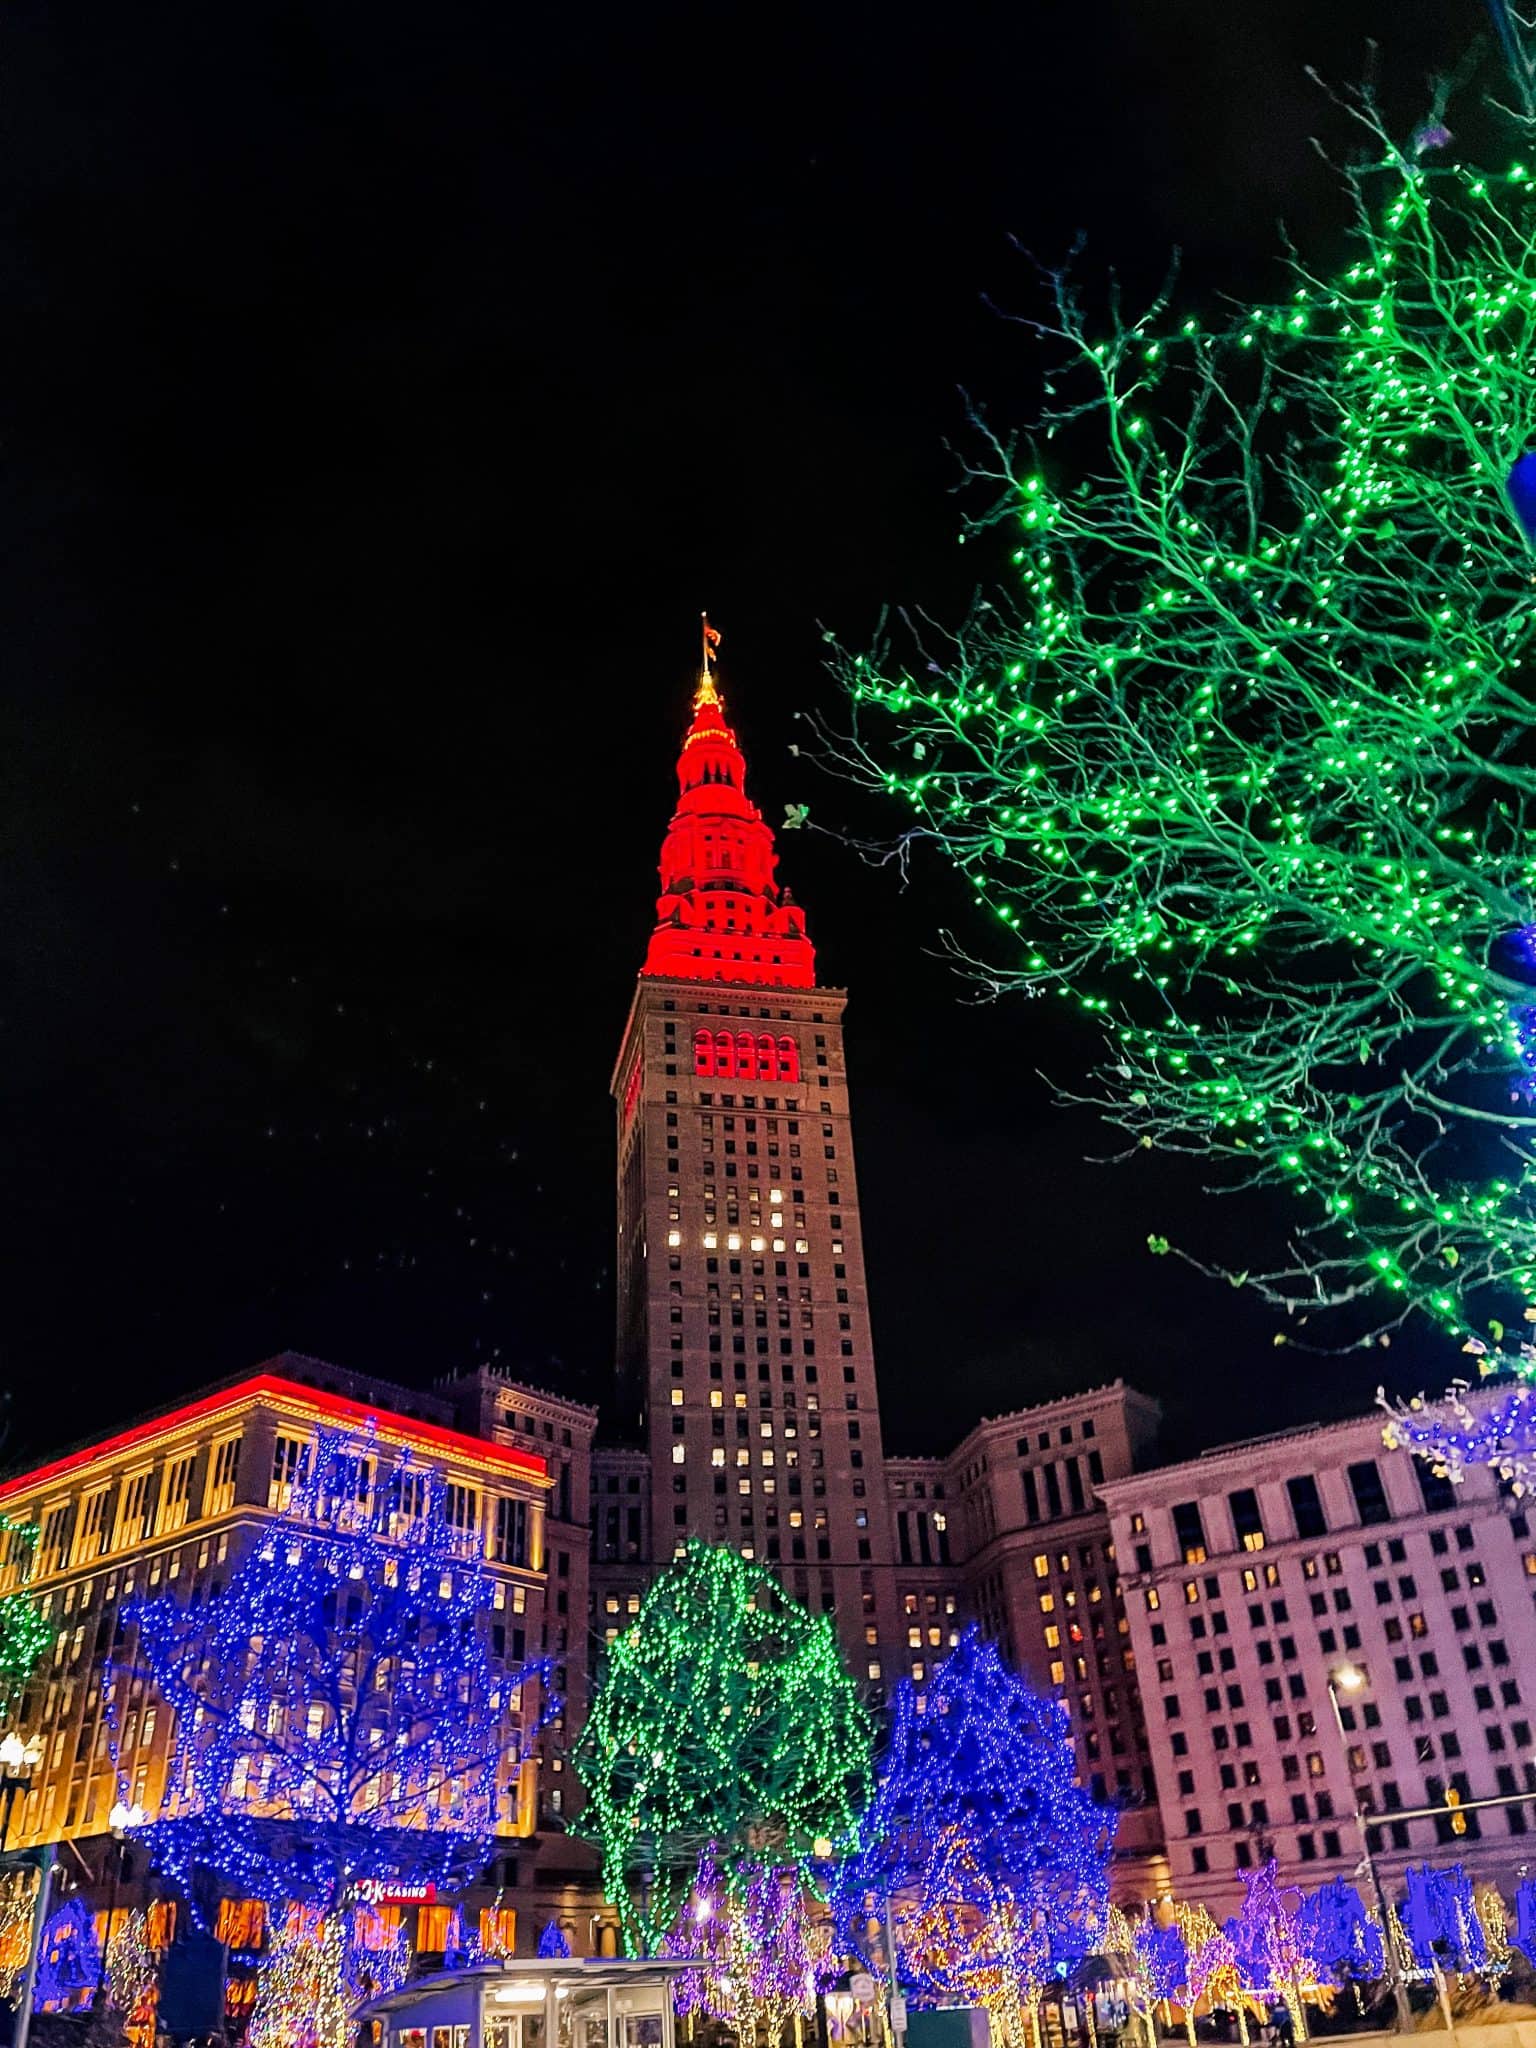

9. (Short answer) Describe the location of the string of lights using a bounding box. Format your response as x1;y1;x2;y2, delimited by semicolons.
108;1421;553;1917
832;1628;1113;2011
574;1540;870;1956
820;79;1536;1459
0;1513;52;1707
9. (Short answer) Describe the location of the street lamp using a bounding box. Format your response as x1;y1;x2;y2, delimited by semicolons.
1325;1665;1413;2034
0;1733;42;1852
95;1800;148;2008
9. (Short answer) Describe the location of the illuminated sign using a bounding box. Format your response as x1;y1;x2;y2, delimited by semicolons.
354;1879;437;1907
693;1029;799;1083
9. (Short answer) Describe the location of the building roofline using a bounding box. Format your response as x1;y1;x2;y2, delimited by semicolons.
942;1379;1162;1464
1093;1400;1437;1499
434;1365;600;1420
0;1368;549;1506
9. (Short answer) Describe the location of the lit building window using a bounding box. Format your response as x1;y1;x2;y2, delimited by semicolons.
666;1229;682;1247
670;1388;684;1407
868;1660;882;1680
795;1239;810;1255
727;1233;742;1251
671;1445;686;1465
703;1232;718;1249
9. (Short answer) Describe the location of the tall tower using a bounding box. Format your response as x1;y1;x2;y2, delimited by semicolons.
611;639;899;1681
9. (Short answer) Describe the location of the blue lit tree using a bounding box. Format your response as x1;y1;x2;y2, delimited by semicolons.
833;1628;1114;2027
111;1423;553;1918
1402;1865;1487;1975
1295;1879;1384;1992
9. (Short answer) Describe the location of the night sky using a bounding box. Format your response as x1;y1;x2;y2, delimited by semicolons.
1;0;1484;1470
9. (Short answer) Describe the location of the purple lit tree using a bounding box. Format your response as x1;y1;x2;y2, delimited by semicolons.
663;1851;836;2042
109;1423;553;1920
1225;1864;1312;2038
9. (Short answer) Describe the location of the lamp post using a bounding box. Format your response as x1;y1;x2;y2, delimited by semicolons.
94;1799;147;2009
1326;1664;1413;2035
0;1733;41;1852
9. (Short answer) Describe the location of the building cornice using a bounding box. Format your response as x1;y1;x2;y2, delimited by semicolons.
0;1372;549;1508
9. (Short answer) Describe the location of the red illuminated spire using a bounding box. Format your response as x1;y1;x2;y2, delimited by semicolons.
641;622;816;988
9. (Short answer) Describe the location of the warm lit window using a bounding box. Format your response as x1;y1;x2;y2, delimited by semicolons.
205;1436;241;1518
480;1908;517;1958
667;1230;682;1248
670;1389;684;1407
418;1906;452;1952
672;1445;686;1465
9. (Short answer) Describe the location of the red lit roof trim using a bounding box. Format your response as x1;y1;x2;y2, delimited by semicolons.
0;1373;547;1505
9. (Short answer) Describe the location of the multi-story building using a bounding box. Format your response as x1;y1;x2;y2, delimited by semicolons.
885;1384;1169;1902
1100;1398;1536;1913
597;657;1177;1901
0;1353;609;1952
609;658;905;1678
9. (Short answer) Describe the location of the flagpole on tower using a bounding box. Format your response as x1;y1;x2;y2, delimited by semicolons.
697;613;722;707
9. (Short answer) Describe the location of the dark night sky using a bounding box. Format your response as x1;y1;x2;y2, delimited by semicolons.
0;0;1486;1469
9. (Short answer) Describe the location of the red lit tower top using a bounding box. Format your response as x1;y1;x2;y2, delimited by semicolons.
642;621;815;988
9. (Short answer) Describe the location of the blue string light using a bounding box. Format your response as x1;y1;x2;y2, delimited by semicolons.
1403;1865;1488;1974
107;1422;554;1920
34;1899;101;2010
1295;1879;1385;1987
832;1627;1114;1998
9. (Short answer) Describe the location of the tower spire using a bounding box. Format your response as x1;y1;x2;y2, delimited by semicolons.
639;623;815;988
696;612;722;709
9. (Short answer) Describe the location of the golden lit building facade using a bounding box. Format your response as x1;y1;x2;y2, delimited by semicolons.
0;1353;611;1951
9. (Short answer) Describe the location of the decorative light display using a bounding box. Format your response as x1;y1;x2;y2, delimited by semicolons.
1294;1879;1384;1990
34;1897;102;2011
111;1421;553;1917
825;80;1536;1433
1402;1865;1488;1975
0;1513;52;1706
1382;1376;1536;1491
1101;1905;1181;2048
1175;1904;1245;2048
1513;1876;1536;1968
1224;1864;1312;2037
574;1540;870;1955
0;1864;40;2006
537;1920;572;1959
106;1908;168;2043
248;1909;347;2048
832;1627;1113;2024
663;1850;836;2043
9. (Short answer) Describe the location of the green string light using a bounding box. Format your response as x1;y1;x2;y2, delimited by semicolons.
831;101;1536;1374
574;1541;870;1956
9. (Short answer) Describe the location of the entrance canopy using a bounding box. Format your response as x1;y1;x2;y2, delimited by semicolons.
363;1958;698;2048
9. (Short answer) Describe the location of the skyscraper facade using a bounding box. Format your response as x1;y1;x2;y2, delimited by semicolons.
609;653;903;1677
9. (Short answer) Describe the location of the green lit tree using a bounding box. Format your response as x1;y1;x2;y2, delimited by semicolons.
825;77;1536;1385
574;1541;870;1955
0;1512;52;1716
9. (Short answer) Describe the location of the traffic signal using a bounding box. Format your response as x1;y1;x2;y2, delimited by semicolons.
1444;1786;1467;1836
